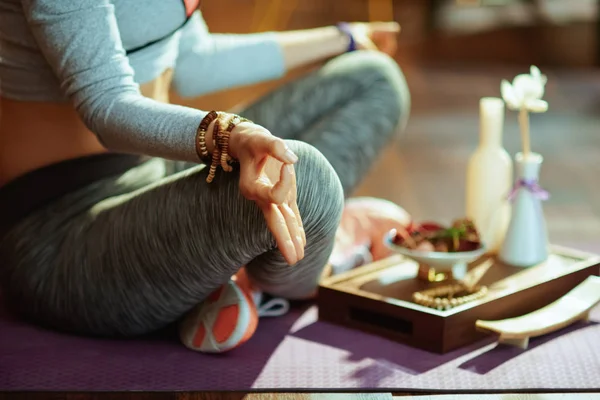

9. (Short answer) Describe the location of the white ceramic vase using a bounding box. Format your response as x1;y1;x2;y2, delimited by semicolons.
466;97;513;254
498;152;550;267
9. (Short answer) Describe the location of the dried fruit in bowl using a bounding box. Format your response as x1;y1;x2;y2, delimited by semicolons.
418;222;445;232
392;218;482;253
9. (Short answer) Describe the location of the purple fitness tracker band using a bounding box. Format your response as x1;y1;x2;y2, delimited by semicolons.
336;22;357;53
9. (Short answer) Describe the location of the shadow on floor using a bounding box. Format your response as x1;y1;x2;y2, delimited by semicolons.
291;318;493;376
459;320;599;374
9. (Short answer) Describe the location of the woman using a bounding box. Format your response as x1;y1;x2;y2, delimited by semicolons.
0;0;410;353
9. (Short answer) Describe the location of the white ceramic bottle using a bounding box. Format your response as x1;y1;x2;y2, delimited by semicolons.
466;97;513;254
499;152;549;267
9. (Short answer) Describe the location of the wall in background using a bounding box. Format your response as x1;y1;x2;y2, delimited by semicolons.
172;0;598;111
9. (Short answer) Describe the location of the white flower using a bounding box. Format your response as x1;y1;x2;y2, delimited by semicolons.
501;65;548;112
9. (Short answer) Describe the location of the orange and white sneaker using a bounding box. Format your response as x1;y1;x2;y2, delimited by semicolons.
178;268;289;353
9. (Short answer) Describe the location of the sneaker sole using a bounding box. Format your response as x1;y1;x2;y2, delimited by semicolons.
179;280;258;353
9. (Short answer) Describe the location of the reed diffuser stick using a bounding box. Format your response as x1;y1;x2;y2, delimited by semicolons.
518;108;531;156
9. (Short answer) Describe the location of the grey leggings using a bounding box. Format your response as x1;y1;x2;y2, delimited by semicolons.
0;51;410;337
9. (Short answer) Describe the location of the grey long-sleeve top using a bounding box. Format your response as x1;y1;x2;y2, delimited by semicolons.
0;0;285;161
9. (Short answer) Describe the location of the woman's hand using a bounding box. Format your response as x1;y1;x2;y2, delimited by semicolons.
349;22;400;56
228;122;306;266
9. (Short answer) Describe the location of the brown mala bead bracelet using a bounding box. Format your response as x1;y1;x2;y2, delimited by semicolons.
217;115;240;172
196;111;252;183
206;116;223;183
195;110;218;164
413;283;488;311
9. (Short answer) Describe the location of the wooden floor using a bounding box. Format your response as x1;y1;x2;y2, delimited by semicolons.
4;392;598;399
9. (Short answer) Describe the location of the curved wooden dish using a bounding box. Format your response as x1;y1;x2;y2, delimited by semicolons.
476;275;600;349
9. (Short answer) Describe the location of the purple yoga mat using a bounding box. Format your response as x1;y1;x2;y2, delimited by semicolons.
1;302;599;391
1;241;599;391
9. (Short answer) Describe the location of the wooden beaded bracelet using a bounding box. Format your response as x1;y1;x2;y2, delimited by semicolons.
206;115;223;183
197;111;252;183
217;115;239;172
412;283;488;311
195;110;218;164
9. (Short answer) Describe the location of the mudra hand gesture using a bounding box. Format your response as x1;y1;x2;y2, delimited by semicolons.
229;122;306;266
205;21;400;266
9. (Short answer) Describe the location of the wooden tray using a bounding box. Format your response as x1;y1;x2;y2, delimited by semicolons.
317;245;600;354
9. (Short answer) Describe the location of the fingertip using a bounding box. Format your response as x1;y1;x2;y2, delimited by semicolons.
374;21;401;32
273;138;298;164
285;163;295;176
296;235;305;259
279;162;294;184
283;240;299;266
283;146;298;164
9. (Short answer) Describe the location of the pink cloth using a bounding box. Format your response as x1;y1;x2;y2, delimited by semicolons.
330;197;411;275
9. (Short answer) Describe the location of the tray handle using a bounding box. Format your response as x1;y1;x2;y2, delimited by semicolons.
475;275;600;349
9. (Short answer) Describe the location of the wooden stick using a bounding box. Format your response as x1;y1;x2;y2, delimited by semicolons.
462;258;494;292
518;108;531;156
